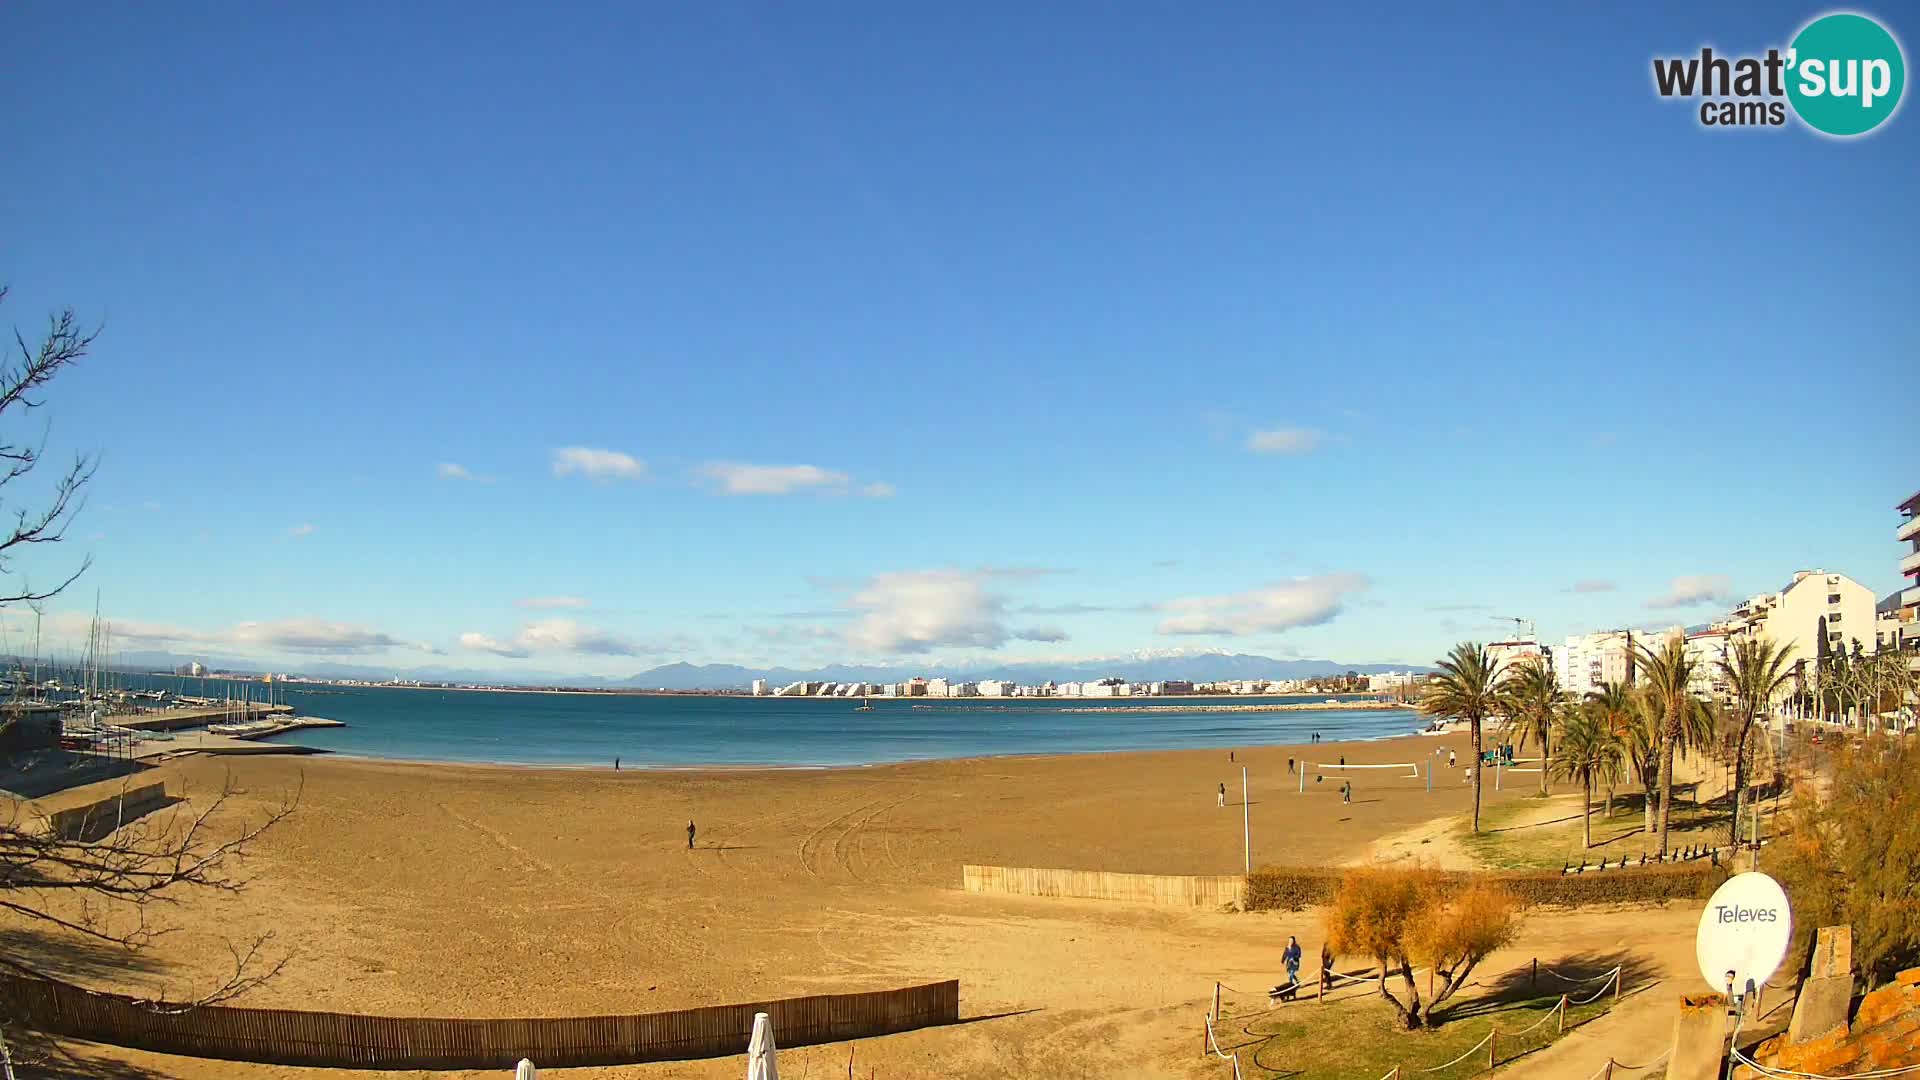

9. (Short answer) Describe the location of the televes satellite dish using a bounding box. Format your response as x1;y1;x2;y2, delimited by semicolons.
1696;872;1791;996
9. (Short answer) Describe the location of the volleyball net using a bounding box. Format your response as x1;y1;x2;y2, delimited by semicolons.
1302;762;1421;778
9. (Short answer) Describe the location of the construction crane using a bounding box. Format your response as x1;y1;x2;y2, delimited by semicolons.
1498;617;1536;642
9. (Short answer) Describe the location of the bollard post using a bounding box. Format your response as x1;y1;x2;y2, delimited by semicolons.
1558;995;1567;1034
1213;982;1221;1022
1612;971;1621;1008
1604;1061;1613;1080
1531;958;1537;992
1488;1030;1497;1069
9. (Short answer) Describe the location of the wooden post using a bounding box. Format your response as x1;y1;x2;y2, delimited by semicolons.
1558;995;1567;1033
1212;982;1221;1022
1531;958;1537;992
1200;1014;1208;1058
1488;1030;1497;1069
1612;971;1621;1008
1603;1061;1613;1080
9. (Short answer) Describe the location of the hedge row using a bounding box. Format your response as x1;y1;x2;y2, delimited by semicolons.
1242;861;1720;912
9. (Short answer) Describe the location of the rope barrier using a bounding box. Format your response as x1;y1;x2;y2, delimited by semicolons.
1540;965;1620;986
1416;1032;1495;1073
1568;969;1623;1006
1202;1011;1245;1080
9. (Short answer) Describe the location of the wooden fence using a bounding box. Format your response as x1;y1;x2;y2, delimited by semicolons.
963;864;1246;908
0;973;958;1070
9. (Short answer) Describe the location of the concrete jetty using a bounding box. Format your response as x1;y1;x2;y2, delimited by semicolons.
109;703;294;731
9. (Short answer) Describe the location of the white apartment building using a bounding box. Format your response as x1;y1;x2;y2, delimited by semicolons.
926;678;950;697
1366;671;1417;692
1720;569;1878;698
750;679;768;696
1899;491;1920;658
1555;632;1631;698
976;680;1010;697
1684;628;1733;702
1057;681;1084;696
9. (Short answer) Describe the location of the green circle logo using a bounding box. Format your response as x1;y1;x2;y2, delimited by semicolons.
1787;13;1906;136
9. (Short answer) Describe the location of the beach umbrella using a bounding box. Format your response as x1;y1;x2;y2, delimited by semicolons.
746;1011;778;1080
515;1059;537;1080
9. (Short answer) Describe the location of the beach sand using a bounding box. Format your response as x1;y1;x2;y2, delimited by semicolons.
2;734;1696;1079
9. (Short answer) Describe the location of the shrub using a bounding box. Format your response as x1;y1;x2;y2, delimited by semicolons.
1322;863;1521;1028
1244;861;1711;912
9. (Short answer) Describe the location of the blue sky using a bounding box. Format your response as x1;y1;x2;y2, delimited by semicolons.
1;1;1913;677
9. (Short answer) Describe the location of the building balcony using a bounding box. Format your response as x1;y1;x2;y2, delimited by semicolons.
1906;586;1920;610
1905;548;1920;577
1902;513;1920;544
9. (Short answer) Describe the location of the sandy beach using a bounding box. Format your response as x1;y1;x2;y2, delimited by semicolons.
3;733;1698;1079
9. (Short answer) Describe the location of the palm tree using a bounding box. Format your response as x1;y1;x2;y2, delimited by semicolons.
1635;636;1699;856
1551;706;1624;849
1420;642;1499;833
1585;680;1637;818
1719;636;1795;845
1497;656;1566;796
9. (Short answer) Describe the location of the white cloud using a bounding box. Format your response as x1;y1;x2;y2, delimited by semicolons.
1567;580;1617;594
1156;573;1370;636
460;618;653;658
286;523;315;538
1245;427;1326;455
843;569;1011;654
1014;625;1069;643
695;462;894;498
231;618;419;655
460;631;529;659
1645;574;1734;609
437;463;493;482
515;595;589;610
551;446;647;481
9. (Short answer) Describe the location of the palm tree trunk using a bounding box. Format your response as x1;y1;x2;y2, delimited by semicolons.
1730;721;1750;846
1655;715;1678;856
1470;717;1483;833
1582;776;1593;848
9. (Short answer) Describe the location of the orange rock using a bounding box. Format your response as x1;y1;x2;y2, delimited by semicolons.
1895;967;1920;987
1864;1034;1920;1069
1853;986;1914;1029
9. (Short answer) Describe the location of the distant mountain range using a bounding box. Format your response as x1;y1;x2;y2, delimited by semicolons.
94;648;1424;691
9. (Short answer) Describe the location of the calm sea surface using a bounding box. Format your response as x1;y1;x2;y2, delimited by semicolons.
117;677;1424;767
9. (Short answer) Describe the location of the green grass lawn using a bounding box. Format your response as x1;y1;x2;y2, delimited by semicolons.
1456;785;1773;871
1209;977;1617;1079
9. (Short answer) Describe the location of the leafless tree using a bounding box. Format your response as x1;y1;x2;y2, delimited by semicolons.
0;286;99;607
0;289;296;1069
1;774;299;1007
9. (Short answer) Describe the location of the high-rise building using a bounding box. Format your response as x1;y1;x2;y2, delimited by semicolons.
1720;570;1878;702
750;678;768;696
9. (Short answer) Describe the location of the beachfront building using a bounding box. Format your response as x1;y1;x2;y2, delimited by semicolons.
1684;628;1734;703
1485;638;1544;682
1554;631;1636;698
1898;491;1920;662
1722;569;1877;662
750;679;768;696
977;680;1010;697
1366;671;1417;692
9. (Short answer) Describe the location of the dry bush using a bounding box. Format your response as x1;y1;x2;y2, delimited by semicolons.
1771;735;1920;988
1322;863;1521;1028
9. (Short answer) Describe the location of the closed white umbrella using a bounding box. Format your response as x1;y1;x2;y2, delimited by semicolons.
746;1011;779;1080
514;1059;537;1080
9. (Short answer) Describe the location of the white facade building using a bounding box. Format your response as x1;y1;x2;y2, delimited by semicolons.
1721;569;1878;681
976;680;1010;697
750;679;768;696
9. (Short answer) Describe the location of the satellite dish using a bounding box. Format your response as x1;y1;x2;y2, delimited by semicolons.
1696;872;1792;996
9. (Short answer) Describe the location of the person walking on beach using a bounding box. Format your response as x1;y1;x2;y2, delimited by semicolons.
1287;757;1294;774
687;821;696;849
1217;782;1227;808
1341;781;1353;805
1229;750;1235;763
1339;755;1345;767
614;757;620;771
1448;749;1456;769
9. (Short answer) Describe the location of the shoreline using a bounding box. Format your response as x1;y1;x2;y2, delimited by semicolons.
256;723;1457;777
